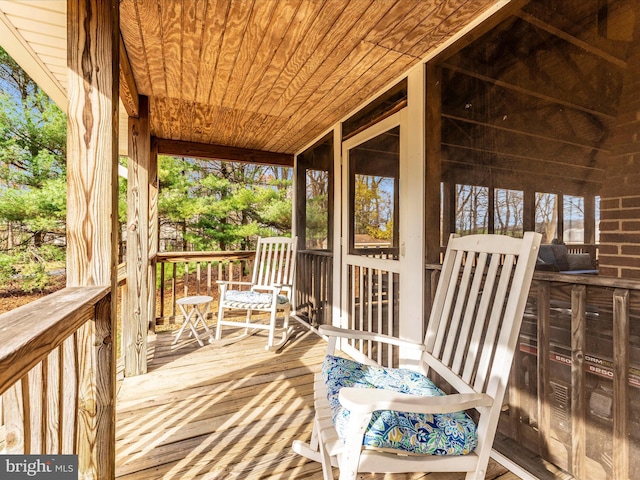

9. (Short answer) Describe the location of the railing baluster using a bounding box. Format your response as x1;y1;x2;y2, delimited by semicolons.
61;335;77;454
184;263;190;297
613;288;630;480
367;267;373;359
536;281;551;459
171;263;177;320
159;262;165;319
571;284;586;479
28;363;43;453
196;261;201;295
377;268;383;365
45;348;61;454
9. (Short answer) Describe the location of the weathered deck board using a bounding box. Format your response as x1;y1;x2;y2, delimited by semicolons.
115;326;514;479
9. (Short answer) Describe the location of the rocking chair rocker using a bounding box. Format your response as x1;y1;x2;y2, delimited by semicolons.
215;236;297;350
293;232;541;480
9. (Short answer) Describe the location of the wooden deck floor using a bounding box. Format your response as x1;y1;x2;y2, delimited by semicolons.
115;325;519;480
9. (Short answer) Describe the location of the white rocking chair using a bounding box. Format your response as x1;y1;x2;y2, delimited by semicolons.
293;232;541;480
215;236;297;350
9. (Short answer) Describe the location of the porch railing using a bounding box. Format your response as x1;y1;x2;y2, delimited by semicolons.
154;249;335;329
154;251;255;326
295;250;333;326
425;265;640;480
0;286;114;478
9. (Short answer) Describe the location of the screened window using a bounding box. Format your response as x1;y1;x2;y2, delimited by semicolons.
305;169;329;249
296;133;333;251
535;192;558;244
455;184;488;235
349;127;399;257
494;188;523;237
563;195;585;244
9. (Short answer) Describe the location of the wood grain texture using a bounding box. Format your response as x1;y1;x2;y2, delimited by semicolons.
570;284;586;479
154;137;294;166
125;95;150;376
116;0;498;153
3;382;24;453
612;288;630;479
66;0;119;288
114;329;511;479
0;287;109;395
119;33;139;117
66;1;119;477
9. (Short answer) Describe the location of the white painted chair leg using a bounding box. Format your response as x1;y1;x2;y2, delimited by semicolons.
215;301;224;340
318;422;335;480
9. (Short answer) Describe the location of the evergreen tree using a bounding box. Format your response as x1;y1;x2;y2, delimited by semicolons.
0;46;67;290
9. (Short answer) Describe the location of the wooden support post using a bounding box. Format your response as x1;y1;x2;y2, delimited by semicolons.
425;62;442;264
125;95;150;376
570;284;586;479
536;281;551;459
66;0;119;476
613;288;629;480
523;190;535;233
148;139;159;332
399;65;426;361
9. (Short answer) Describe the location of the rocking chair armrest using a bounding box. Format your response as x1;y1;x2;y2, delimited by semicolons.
338;388;493;415
216;280;254;288
318;325;425;351
252;283;290;291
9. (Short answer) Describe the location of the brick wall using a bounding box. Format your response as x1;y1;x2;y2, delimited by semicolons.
599;27;640;279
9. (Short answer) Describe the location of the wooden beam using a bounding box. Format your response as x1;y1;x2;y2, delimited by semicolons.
66;0;119;478
125;95;150;376
119;33;139;117
154;137;294;167
148;137;159;333
442;113;610;153
442;63;616;120
425;63;442;264
432;0;531;64
613;289;630;480
516;6;627;69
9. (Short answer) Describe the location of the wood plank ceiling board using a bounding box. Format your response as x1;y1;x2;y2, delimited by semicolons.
119;0;152;95
406;1;503;58
230;0;302;113
265;0;382;121
254;0;396;149
247;0;326;115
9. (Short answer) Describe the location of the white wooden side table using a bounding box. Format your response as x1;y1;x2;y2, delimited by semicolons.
173;295;214;346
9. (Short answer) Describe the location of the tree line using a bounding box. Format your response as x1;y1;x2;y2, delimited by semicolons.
0;46;292;293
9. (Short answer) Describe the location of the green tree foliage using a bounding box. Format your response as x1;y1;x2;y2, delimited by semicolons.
0;45;293;293
0;46;66;291
353;175;394;242
304;169;329;249
156;156;292;252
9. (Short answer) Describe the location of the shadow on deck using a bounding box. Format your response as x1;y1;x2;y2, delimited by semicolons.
115;326;517;479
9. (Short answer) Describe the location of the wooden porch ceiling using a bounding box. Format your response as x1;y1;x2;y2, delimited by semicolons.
122;0;501;155
0;0;503;157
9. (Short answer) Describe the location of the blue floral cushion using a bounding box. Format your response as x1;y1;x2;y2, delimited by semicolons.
223;289;288;305
322;355;478;455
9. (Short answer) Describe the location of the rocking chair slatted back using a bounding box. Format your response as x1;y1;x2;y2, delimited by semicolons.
425;233;539;398
252;237;296;289
215;236;297;350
